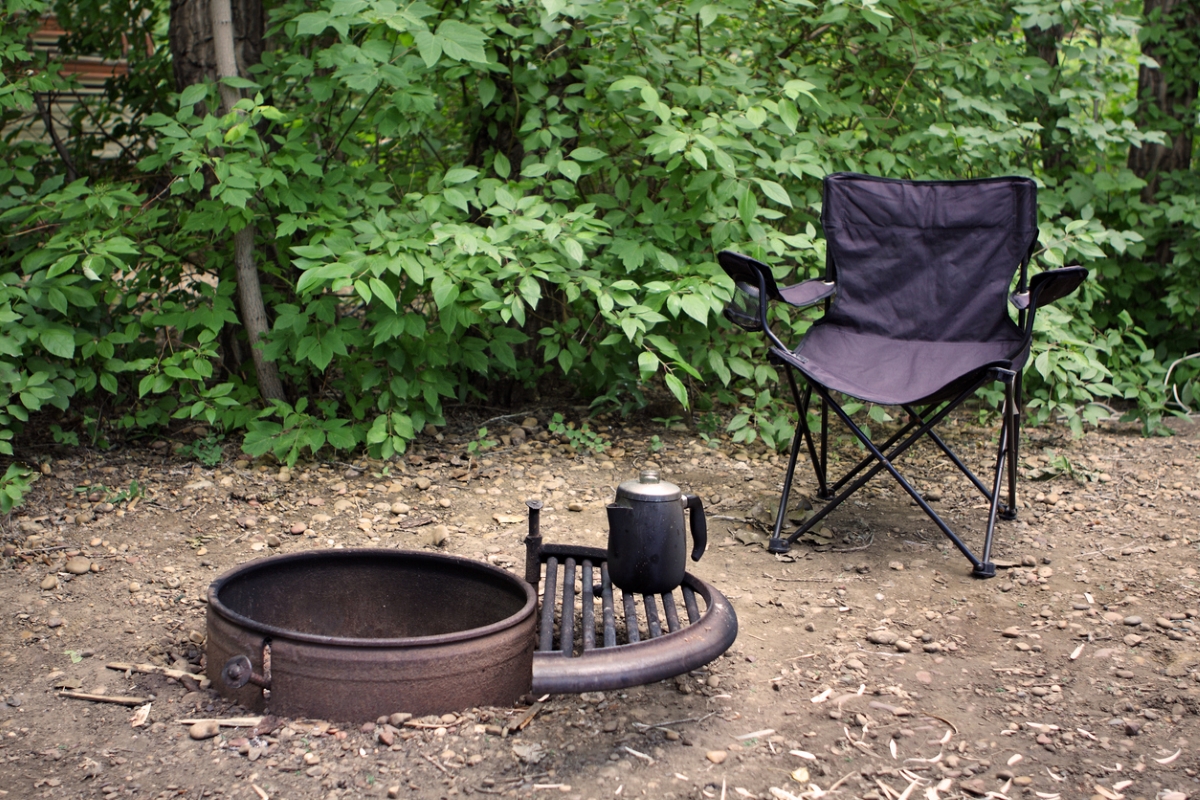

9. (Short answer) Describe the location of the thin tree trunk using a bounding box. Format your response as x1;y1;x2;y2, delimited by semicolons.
1128;0;1199;203
1025;25;1066;175
208;0;286;401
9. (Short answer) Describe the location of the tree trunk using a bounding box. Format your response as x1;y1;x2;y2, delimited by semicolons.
168;0;286;402
1024;24;1067;175
169;0;263;93
1127;0;1199;203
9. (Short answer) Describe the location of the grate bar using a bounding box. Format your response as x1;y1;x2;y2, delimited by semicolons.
662;592;681;633
622;591;640;643
682;585;700;625
538;557;558;652
644;595;663;638
600;563;616;648
581;560;595;651
561;558;576;656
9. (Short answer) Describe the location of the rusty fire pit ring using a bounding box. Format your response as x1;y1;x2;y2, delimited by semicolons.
206;549;536;721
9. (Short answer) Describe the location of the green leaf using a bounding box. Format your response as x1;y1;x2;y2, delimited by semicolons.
444;168;479;185
370;277;397;311
638;350;660;374
570;147;606;162
415;30;442;67
180;84;207;107
664;372;689;409
436;20;488;63
494;152;511;179
39;328;75;359
558;160;581;182
755;178;792;208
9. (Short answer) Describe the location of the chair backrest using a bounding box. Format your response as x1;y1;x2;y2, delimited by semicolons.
820;172;1038;343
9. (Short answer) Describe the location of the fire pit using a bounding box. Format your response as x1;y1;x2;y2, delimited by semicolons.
206;549;536;720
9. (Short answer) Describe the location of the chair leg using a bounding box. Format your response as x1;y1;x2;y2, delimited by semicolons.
818;395;831;499
978;371;1017;578
768;422;806;554
1001;373;1022;520
790;384;991;573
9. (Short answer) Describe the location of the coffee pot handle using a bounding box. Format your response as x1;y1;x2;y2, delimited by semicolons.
683;495;706;561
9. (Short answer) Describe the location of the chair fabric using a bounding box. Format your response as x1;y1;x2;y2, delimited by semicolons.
795;173;1038;404
718;171;1086;578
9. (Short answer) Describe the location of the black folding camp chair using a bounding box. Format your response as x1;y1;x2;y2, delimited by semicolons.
719;173;1087;577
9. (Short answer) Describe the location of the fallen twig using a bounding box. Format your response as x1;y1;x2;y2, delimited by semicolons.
58;691;149;706
421;753;449;775
506;701;543;733
106;661;210;688
177;716;264;727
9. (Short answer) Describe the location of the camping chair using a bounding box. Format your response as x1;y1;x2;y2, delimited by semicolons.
719;172;1087;577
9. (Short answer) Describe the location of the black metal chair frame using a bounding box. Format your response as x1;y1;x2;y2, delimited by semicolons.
719;175;1087;578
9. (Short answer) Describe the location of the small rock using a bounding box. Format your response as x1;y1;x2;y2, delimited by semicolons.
706;750;727;764
1124;720;1141;736
46;616;63;628
895;640;912;653
867;630;898;645
915;670;932;684
1124;634;1143;647
602;720;618;733
1012;776;1033;786
889;561;904;571
265;534;281;547
961;777;987;796
922;642;942;653
390;502;411;515
1123;615;1142;626
303;752;320;765
64;556;91;575
389;712;412;726
428;525;449;547
568;502;585;512
39;575;58;591
189;721;220;740
387;786;401;799
1157;617;1174;628
1037;566;1053;578
1002;626;1020;638
289;522;307;535
415;477;431;491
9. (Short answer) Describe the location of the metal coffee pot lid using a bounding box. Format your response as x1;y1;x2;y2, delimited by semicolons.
616;470;681;502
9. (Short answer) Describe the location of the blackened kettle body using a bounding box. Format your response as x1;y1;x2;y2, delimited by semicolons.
605;470;706;595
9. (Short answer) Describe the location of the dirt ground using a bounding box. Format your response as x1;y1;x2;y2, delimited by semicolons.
2;409;1199;800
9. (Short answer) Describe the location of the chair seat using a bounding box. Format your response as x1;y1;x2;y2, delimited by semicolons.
780;323;1027;405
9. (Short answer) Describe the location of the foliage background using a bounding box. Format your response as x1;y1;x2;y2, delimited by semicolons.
1;0;1198;480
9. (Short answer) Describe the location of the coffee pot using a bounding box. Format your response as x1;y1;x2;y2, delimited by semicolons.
605;470;706;595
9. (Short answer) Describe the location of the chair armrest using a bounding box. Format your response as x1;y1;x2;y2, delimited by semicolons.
779;279;836;308
1010;266;1088;310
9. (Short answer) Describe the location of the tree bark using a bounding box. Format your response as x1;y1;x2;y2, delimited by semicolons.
168;0;285;402
1024;24;1067;175
1127;0;1199;203
169;0;263;93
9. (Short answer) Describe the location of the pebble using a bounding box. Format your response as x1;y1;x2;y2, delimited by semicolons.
568;502;585;512
265;534;281;547
415;477;431;491
40;575;58;591
1123;615;1142;626
390;502;411;515
189;721;220;740
428;526;449;547
922;642;942;653
1002;626;1020;638
1013;776;1033;786
895;640;912;652
867;630;898;645
289;522;307;535
889;561;904;571
961;777;987;796
1123;634;1143;647
47;616;63;628
64;556;91;575
705;750;727;764
1157;617;1174;628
